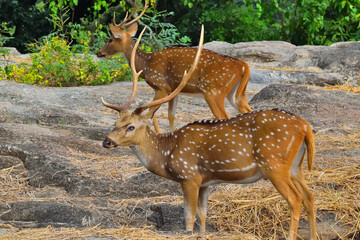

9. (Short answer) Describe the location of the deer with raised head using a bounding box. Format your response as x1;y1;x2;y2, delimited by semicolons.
97;0;252;132
101;25;317;240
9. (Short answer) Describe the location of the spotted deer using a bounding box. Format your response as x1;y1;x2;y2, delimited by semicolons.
97;0;252;132
101;25;317;240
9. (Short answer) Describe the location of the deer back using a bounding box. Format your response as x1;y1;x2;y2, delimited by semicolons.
144;47;248;94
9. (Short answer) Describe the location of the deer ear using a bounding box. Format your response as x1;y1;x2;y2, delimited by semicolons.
109;24;123;39
127;22;138;37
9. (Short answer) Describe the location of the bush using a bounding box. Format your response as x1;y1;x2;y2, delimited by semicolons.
1;36;131;87
199;3;279;42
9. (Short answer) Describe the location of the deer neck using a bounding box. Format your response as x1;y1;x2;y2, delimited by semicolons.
124;40;152;78
129;126;176;179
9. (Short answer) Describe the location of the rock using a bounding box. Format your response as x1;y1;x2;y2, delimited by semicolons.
0;155;22;170
330;41;360;50
250;68;343;86
249;84;360;130
204;40;360;86
1;47;20;57
148;203;215;232
204;41;295;68
0;200;101;228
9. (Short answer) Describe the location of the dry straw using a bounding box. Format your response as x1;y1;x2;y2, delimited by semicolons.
309;78;360;94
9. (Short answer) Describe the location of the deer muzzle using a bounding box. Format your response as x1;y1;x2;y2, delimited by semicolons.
103;137;118;148
97;50;106;58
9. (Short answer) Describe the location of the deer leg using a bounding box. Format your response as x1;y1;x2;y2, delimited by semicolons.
226;80;251;114
267;171;303;240
151;116;161;133
197;186;209;232
237;94;252;113
204;94;229;120
291;172;317;240
181;181;200;232
168;96;178;131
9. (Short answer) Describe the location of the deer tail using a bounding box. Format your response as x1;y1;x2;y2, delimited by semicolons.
304;123;315;171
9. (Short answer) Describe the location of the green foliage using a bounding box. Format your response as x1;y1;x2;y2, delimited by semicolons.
199;3;278;42
175;0;360;45
243;0;360;45
140;10;191;51
1;36;131;87
0;22;16;58
0;0;51;53
317;0;360;44
173;1;280;44
48;0;78;14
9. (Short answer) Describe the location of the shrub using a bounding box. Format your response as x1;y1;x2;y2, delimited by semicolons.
1;36;131;87
199;3;279;42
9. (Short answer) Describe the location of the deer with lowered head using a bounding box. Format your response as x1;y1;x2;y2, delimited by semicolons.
97;0;252;132
101;25;317;240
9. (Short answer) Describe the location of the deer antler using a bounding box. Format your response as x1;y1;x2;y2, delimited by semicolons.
113;0;148;28
134;25;204;114
101;27;146;112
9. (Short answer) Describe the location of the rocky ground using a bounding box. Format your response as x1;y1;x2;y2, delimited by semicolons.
0;41;359;239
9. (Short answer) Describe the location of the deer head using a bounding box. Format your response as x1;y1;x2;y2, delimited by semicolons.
97;0;148;58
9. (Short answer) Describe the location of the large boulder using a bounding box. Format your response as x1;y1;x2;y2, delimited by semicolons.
204;41;360;86
249;84;360;131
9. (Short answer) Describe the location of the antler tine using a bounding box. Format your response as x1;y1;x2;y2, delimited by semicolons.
101;26;146;112
112;0;143;27
120;0;148;28
136;25;204;113
101;97;125;112
122;26;146;110
113;12;119;26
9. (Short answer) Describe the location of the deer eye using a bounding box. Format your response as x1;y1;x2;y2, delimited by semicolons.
128;126;135;131
109;38;113;43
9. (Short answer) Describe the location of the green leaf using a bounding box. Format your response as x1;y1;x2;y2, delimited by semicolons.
341;1;346;9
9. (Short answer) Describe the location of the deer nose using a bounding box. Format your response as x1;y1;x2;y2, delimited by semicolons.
103;137;117;148
97;51;105;58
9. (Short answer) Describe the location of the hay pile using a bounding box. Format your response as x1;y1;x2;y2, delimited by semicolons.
0;165;35;203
